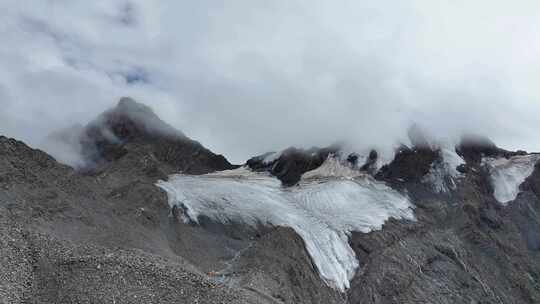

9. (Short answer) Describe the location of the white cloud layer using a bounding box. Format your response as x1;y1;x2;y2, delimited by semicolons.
1;0;540;163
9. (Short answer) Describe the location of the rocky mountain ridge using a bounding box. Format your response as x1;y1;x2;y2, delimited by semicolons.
2;98;540;303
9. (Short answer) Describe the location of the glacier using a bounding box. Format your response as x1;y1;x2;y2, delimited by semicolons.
157;163;414;291
422;148;465;193
484;154;540;204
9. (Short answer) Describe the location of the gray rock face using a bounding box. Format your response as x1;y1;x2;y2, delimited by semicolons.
2;99;540;303
0;101;339;303
350;166;540;303
64;98;237;174
246;146;340;186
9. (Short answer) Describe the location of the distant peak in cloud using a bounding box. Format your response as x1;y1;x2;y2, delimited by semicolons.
89;96;185;141
39;97;185;168
1;1;540;164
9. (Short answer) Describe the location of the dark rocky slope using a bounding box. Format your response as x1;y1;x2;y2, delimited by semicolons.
246;146;339;186
80;97;236;174
2;99;540;304
0;100;341;304
0;136;259;303
346;141;540;304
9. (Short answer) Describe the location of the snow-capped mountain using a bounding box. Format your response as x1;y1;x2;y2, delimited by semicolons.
2;98;540;304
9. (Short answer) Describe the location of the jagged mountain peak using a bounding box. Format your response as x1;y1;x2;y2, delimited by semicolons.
456;133;528;163
86;97;185;143
80;98;235;174
38;97;235;174
244;132;537;193
4;114;540;303
5;98;540;303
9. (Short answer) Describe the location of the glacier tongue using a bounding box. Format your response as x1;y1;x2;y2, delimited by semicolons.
157;167;414;291
484;154;540;204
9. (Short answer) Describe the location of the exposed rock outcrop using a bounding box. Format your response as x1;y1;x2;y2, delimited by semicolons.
80;97;236;174
2;98;540;304
246;146;340;186
0;100;340;304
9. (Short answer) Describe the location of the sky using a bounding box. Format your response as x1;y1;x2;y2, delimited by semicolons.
1;0;540;164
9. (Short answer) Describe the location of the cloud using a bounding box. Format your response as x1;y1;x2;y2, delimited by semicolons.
1;0;540;164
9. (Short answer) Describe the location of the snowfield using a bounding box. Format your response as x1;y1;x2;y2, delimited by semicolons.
157;164;414;291
422;148;465;193
484;154;540;204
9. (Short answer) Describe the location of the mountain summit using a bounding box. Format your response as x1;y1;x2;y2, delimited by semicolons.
47;98;236;175
86;97;185;142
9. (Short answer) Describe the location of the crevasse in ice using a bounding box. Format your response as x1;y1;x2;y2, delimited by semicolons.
157;161;414;291
483;154;540;204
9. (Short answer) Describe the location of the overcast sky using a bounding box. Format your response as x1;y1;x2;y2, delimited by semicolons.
1;0;540;163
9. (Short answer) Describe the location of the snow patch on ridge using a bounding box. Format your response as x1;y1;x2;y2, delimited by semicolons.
484;154;540;204
157;167;414;291
423;148;465;193
262;151;282;164
301;156;361;180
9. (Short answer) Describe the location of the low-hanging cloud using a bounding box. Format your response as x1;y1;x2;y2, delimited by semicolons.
1;0;540;164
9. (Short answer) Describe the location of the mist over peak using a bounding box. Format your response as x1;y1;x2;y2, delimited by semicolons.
1;1;540;164
4;3;540;303
35;96;534;174
87;97;185;142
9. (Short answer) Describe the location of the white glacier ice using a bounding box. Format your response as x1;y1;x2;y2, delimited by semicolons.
441;148;466;178
423;147;465;193
483;154;540;204
157;167;414;291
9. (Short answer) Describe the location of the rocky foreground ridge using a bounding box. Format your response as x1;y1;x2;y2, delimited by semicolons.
1;98;540;304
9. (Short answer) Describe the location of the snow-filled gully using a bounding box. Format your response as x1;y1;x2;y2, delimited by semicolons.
157;166;414;291
483;154;540;204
